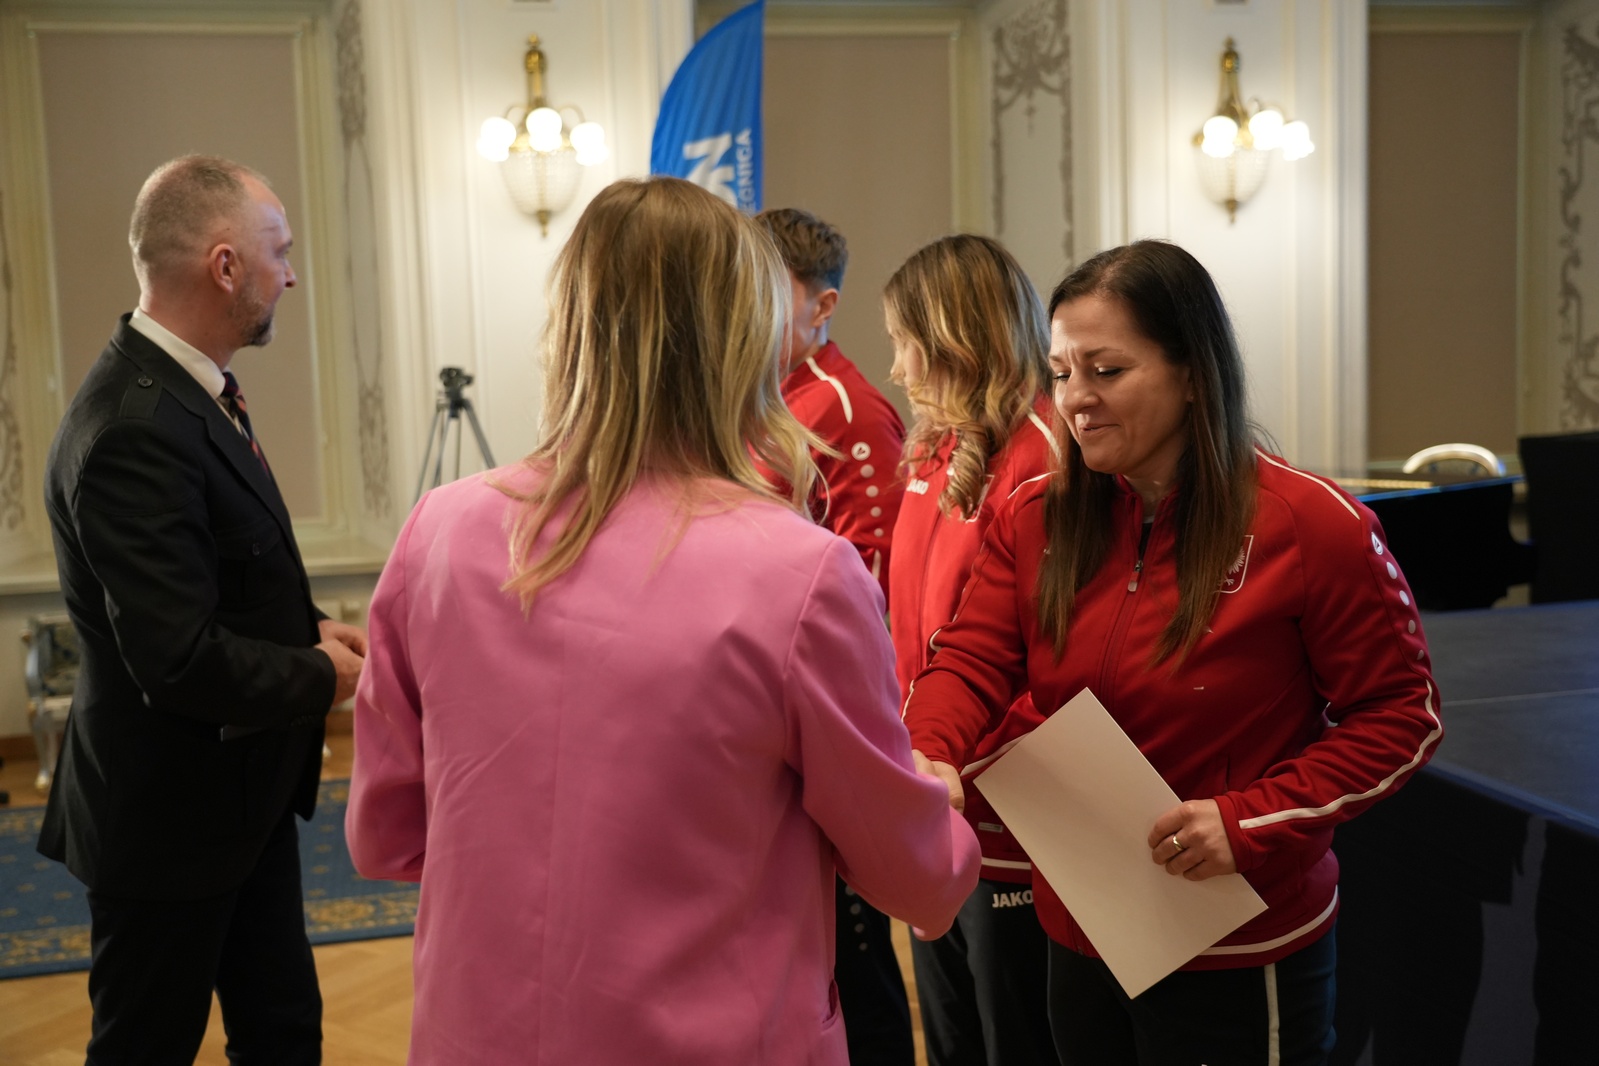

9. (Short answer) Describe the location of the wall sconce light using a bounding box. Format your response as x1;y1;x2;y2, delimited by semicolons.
476;34;608;236
1192;38;1313;223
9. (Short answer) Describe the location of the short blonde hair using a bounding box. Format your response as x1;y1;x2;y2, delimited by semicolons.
128;155;266;286
500;177;818;607
884;234;1050;517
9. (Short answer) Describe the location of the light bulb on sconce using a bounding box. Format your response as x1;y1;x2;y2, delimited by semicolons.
476;35;608;236
1191;39;1314;223
570;122;609;166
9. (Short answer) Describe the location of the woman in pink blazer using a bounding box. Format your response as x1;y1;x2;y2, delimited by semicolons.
346;177;980;1065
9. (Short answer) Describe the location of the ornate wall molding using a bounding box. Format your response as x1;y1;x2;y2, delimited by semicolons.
0;190;26;532
1559;20;1599;428
336;0;394;518
990;0;1072;264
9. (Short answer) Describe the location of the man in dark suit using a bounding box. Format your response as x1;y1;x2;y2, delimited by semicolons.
40;155;365;1064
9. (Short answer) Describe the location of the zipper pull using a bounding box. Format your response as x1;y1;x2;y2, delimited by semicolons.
1128;558;1143;592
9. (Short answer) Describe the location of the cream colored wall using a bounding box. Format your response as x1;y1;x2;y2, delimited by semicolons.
1367;28;1522;462
35;28;327;518
982;0;1075;294
765;31;957;423
0;0;1400;740
1073;0;1368;473
962;0;1368;472
0;0;693;741
359;0;692;490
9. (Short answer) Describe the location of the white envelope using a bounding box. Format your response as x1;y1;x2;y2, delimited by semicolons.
975;688;1267;998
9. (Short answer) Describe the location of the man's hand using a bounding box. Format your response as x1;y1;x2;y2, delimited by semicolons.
318;618;368;656
316;619;367;706
912;749;965;813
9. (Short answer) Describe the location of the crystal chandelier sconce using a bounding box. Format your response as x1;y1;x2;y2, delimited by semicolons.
1192;39;1314;223
476;34;609;237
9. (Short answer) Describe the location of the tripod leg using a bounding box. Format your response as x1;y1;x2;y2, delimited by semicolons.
461;403;497;468
432;409;453;490
452;409;464;483
414;401;449;503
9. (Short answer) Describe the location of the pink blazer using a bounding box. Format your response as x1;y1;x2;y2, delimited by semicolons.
347;466;979;1065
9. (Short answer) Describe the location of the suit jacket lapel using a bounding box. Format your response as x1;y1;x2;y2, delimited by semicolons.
109;321;300;554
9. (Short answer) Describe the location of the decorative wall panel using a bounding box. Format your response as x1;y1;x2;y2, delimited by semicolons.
0;191;23;531
1560;19;1599;428
988;0;1073;287
337;0;394;517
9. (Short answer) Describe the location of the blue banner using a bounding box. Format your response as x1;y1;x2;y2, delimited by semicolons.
650;0;763;213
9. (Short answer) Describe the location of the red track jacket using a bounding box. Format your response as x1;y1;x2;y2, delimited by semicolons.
778;341;906;597
905;451;1443;968
890;401;1056;884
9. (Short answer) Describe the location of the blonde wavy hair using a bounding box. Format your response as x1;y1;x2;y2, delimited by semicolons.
498;177;818;608
884;235;1051;517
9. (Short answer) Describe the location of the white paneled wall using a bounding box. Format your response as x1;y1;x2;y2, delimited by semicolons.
361;0;693;503
991;0;1367;473
0;0;693;742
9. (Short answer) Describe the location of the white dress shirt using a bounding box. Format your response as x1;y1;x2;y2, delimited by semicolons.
128;308;247;437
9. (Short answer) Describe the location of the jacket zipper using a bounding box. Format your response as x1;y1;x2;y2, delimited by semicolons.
1096;509;1151;699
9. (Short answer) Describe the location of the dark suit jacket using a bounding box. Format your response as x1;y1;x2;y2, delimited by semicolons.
39;316;335;900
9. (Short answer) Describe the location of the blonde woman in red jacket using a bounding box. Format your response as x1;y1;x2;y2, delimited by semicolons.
905;240;1442;1066
884;235;1059;1066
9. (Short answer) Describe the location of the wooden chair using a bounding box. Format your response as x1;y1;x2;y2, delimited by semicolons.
23;614;77;793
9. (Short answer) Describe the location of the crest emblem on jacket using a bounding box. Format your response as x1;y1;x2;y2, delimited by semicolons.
1220;535;1254;594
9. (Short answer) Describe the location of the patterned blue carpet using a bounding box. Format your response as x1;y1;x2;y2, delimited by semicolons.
0;779;418;980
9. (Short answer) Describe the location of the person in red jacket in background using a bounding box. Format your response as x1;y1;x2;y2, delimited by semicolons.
756;207;913;1065
757;208;905;597
906;241;1442;1066
883;235;1059;1066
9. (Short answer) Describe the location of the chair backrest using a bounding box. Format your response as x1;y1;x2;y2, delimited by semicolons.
1402;443;1506;477
1518;430;1599;603
24;615;78;700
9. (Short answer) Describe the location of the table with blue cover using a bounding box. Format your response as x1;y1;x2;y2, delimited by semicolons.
1332;600;1599;1066
1341;474;1531;610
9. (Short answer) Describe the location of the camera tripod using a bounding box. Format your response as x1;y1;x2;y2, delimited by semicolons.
414;366;496;503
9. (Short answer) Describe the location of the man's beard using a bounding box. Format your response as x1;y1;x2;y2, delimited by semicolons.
232;278;276;349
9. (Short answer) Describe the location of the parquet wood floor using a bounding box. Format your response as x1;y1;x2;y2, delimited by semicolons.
0;734;928;1065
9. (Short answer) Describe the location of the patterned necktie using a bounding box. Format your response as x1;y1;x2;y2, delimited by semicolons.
220;371;270;474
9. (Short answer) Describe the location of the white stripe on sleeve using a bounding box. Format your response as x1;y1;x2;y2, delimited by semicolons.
804;356;854;423
1238;681;1442;829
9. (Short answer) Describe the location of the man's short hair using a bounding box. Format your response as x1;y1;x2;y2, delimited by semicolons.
129;155;268;285
755;207;848;293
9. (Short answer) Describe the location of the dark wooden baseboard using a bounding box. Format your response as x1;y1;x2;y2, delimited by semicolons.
0;734;36;762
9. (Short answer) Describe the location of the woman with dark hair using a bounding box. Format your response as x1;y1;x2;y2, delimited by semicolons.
904;240;1442;1065
883;234;1058;1066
